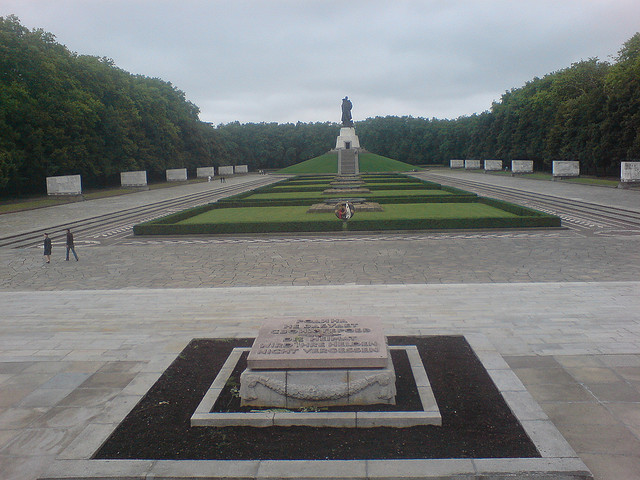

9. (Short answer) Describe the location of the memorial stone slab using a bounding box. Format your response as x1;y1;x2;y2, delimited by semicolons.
234;165;248;174
450;159;464;168
46;175;82;195
218;165;234;176
247;317;389;369
484;159;502;171
512;160;534;173
196;167;215;178
166;168;187;181
621;162;640;183
120;171;147;187
552;161;579;178
465;159;481;169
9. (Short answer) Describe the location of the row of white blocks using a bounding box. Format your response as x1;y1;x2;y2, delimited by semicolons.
450;160;640;183
46;166;249;195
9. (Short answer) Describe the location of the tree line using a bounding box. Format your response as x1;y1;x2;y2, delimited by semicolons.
1;14;639;197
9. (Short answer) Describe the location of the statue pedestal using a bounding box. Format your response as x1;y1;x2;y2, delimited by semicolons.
335;127;361;150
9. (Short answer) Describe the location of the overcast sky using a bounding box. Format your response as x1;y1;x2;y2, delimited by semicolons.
2;0;639;125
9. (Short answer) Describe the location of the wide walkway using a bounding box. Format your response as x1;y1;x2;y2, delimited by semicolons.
0;171;639;479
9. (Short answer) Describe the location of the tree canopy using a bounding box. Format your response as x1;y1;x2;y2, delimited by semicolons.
1;15;639;196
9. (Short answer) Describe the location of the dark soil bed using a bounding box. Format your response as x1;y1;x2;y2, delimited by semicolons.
94;336;540;460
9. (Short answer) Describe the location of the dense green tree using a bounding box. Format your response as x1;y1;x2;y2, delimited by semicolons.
0;15;216;195
1;15;639;197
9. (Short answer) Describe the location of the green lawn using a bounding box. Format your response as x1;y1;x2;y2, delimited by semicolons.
178;202;517;225
244;191;325;200
278;153;337;174
359;153;416;172
359;189;452;197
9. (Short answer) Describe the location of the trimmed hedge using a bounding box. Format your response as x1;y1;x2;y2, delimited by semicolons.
133;172;561;235
134;213;560;235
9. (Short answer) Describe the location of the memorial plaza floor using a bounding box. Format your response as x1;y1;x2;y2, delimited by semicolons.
0;171;639;479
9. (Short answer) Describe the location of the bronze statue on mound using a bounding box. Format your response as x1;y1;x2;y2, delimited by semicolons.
341;96;353;127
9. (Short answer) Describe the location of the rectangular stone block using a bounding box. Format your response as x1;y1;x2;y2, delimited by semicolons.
165;168;187;181
335;126;361;149
272;412;356;428
484;159;502;171
218;165;234;176
46;175;82;195
247;317;388;369
450;159;464;168
239;355;396;408
464;159;481;169
512;160;534;173
234;165;248;174
120;171;147;187
621;161;640;182
552;161;579;178
196;167;215;178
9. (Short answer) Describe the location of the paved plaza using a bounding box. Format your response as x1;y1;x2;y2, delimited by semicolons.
0;171;639;479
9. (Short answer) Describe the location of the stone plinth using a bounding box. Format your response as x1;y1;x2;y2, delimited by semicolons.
620;162;640;188
512;160;533;174
46;175;82;195
307;201;383;213
234;165;248;174
552;161;579;179
248;318;388;369
240;354;396;408
450;159;464;168
241;318;394;408
218;165;234;176
323;187;370;195
335;127;361;150
465;160;481;169
196;167;215;178
120;171;147;187
484;160;502;171
166;168;187;181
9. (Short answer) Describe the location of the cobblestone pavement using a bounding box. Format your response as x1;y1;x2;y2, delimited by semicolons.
1;171;639;480
0;229;638;290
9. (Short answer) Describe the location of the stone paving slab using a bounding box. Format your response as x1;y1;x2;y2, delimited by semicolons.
0;174;274;238
1;170;639;479
418;168;640;213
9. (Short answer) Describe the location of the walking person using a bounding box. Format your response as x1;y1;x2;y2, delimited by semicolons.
65;228;79;261
43;233;52;263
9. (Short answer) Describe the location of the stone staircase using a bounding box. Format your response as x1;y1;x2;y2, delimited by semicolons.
338;149;359;175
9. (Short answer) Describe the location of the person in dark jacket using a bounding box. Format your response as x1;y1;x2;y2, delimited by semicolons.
43;233;52;263
65;228;78;261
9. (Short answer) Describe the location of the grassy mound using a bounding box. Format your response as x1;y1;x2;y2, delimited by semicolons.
279;153;416;174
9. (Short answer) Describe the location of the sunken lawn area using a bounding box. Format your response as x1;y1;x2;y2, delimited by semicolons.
133;172;561;235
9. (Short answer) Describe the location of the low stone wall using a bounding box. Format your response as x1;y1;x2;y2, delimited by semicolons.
197;167;215;178
450;159;464;168
464;160;481;169
120;171;147;187
512;160;533;174
218;166;234;176
46;175;82;195
166;168;187;182
234;165;248;174
552;161;579;179
484;160;502;171
620;161;640;188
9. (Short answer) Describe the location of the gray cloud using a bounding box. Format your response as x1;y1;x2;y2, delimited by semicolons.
2;0;639;124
